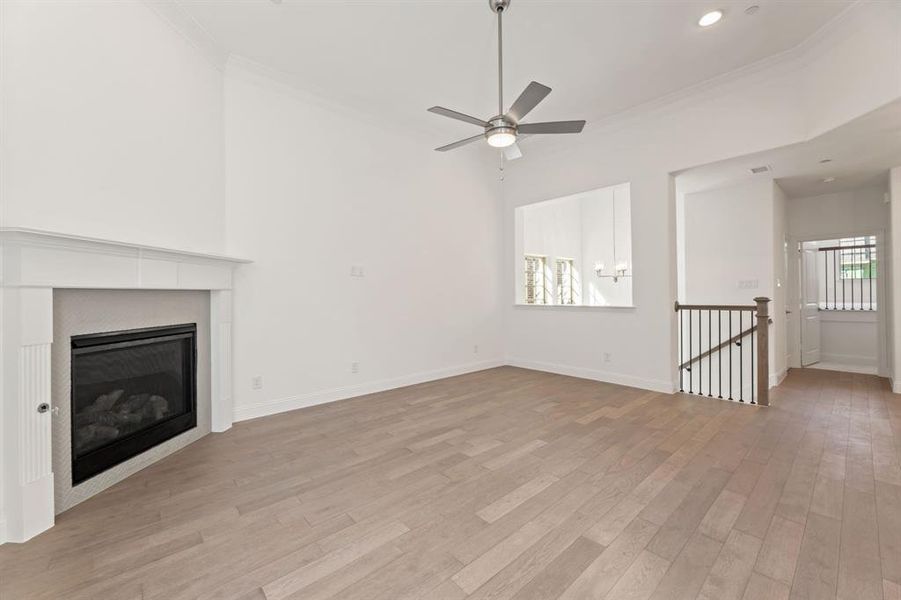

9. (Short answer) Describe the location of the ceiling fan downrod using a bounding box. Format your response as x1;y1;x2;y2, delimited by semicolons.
491;0;510;115
427;0;585;159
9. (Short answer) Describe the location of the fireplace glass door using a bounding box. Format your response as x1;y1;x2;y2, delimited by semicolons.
70;324;197;484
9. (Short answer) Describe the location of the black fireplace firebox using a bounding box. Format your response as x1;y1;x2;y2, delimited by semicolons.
70;323;197;484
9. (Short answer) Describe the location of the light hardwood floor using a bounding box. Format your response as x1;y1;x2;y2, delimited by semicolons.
1;366;900;600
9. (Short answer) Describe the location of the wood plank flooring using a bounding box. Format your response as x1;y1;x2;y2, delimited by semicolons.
1;366;900;599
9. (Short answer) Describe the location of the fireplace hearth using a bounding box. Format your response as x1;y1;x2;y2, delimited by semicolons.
70;324;197;484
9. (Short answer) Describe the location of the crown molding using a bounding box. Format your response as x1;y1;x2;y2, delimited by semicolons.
142;0;228;71
507;1;889;165
141;0;888;159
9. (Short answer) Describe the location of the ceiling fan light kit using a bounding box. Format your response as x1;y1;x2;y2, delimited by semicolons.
427;0;586;161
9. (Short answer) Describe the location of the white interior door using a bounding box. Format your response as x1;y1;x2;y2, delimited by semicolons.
800;247;821;366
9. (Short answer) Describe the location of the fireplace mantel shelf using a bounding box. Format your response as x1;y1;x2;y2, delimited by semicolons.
1;227;244;544
0;227;251;290
0;227;251;265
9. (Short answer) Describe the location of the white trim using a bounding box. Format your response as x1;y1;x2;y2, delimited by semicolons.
770;369;788;388
0;518;7;545
0;228;249;266
234;359;505;422
142;0;227;70
146;0;880;150
505;358;676;394
806;362;879;376
0;229;246;543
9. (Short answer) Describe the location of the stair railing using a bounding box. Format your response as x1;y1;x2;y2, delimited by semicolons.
674;297;770;406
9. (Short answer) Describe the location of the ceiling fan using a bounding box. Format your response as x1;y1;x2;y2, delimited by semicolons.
428;0;586;161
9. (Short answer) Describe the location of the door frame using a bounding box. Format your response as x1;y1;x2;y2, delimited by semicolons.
787;228;887;376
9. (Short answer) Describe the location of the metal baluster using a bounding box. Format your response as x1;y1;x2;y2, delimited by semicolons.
859;246;864;310
824;248;828;309
729;310;733;401
750;309;755;404
679;308;684;392
718;310;722;399
708;310;712;397
698;309;702;396
739;310;744;403
688;309;693;394
842;248;845;309
851;247;855;309
833;249;837;309
869;245;873;310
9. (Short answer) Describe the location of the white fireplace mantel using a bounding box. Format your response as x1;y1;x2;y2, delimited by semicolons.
0;228;250;544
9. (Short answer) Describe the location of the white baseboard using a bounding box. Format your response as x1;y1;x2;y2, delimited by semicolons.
807;362;879;375
505;357;675;394
234;358;505;422
820;352;878;369
892;378;901;394
769;369;787;388
0;517;6;546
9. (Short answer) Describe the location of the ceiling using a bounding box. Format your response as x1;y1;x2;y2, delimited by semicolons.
676;99;901;198
177;0;851;140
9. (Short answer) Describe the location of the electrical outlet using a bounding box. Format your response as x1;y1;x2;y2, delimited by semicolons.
473;344;479;354
738;279;759;290
603;352;611;363
251;376;263;390
350;361;359;374
350;265;365;278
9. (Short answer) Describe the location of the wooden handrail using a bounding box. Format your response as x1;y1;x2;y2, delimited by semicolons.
679;324;757;370
674;297;771;406
674;301;756;312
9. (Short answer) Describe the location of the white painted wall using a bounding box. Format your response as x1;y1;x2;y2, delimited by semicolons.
0;0;226;254
772;182;788;382
223;62;504;420
820;311;880;372
678;179;785;386
786;186;890;375
0;0;227;544
503;1;900;393
515;183;632;307
582;185;633;307
891;167;901;388
787;187;890;241
682;179;774;305
520;196;584;304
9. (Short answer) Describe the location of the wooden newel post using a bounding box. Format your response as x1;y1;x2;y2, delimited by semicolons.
754;297;770;406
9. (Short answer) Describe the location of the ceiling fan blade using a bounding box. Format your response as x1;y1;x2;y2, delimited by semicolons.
503;143;523;161
427;106;488;128
518;120;586;134
506;81;552;123
435;134;484;152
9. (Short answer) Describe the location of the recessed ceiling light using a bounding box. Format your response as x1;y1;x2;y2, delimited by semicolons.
819;158;832;164
822;177;836;183
698;10;724;27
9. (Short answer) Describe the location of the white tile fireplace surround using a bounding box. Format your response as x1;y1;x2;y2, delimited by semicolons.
0;228;249;544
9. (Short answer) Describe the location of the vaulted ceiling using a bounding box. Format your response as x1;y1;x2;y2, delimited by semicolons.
177;0;851;137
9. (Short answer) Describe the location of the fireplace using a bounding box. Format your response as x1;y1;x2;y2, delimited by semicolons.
70;323;197;484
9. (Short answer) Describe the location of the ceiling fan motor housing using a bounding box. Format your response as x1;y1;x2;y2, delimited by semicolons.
486;115;517;138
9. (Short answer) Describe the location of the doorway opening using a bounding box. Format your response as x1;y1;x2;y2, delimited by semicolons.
797;234;882;374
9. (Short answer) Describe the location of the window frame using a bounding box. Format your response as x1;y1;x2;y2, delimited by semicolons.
524;254;548;305
555;257;576;305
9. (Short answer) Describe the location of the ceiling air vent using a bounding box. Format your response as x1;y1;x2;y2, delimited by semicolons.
749;165;772;174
